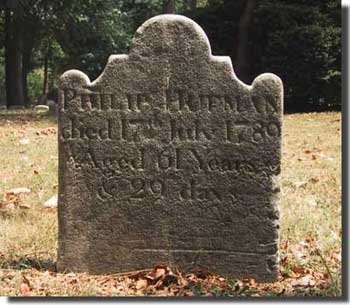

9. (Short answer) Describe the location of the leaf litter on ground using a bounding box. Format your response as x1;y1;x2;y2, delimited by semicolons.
0;257;336;297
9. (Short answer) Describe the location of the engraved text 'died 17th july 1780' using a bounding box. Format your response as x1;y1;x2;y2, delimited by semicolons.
57;14;283;281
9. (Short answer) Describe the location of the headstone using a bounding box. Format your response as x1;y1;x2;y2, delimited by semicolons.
57;15;283;281
8;105;25;110
34;105;49;112
47;100;58;116
36;94;47;105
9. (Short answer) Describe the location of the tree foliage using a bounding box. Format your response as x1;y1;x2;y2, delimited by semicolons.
47;0;133;79
250;0;341;106
192;0;341;107
0;0;342;108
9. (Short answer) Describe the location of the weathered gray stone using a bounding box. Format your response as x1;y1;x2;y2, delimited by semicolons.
8;105;25;110
57;14;283;281
34;105;49;112
47;100;58;116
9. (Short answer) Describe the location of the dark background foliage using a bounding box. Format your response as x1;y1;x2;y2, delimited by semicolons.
0;0;341;111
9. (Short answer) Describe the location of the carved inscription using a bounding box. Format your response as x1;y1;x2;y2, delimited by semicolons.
98;176;167;201
67;146;277;175
62;89;279;114
97;176;226;202
60;115;280;144
60;90;280;144
60;87;281;203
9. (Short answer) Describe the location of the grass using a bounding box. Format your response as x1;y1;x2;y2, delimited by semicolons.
0;110;342;297
280;112;341;295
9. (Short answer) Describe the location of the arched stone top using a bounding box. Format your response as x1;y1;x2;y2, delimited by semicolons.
58;14;283;116
129;14;212;60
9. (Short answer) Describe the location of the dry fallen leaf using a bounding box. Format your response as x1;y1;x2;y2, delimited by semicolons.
20;283;31;296
183;291;195;296
281;240;289;251
35;128;57;136
331;252;341;264
43;195;58;208
135;279;148;290
19;138;30;145
19;204;31;209
1;188;31;210
155;273;178;289
309;177;320;183
192;268;211;279
293;181;308;189
127;268;152;280
292;266;306;275
145;265;168;282
249;278;256;287
291;274;315;287
8;187;31;194
305;236;314;244
154;266;167;278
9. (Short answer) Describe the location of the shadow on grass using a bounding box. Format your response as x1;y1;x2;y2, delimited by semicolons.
1;256;57;272
0;109;57;125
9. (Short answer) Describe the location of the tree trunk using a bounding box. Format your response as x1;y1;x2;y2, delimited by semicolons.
235;0;255;83
22;47;32;106
5;4;25;108
22;21;38;106
42;48;49;96
163;0;176;14
22;63;28;106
